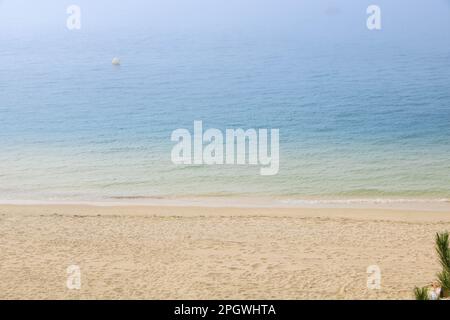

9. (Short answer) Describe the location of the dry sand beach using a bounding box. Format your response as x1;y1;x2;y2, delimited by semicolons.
1;202;449;300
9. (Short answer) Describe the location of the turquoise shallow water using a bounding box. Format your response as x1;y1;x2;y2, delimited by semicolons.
0;29;449;201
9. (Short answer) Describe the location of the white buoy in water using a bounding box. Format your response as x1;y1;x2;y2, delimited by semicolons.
112;57;121;65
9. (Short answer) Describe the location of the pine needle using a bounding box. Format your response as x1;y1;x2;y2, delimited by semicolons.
435;231;450;272
414;286;429;300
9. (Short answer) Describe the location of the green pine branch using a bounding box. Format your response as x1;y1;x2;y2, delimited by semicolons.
414;286;430;300
435;231;450;272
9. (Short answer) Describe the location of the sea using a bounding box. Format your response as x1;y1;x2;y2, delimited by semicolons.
0;21;449;203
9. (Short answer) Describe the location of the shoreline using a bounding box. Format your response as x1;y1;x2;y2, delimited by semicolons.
1;203;449;223
0;196;449;212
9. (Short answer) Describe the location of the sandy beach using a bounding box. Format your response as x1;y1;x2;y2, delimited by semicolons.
0;203;449;300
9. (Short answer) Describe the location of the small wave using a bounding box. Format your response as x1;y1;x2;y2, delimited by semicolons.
280;198;449;205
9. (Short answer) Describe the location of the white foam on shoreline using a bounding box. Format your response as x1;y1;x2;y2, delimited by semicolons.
280;198;450;205
0;197;448;211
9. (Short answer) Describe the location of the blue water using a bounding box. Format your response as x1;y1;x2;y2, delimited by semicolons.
0;30;449;201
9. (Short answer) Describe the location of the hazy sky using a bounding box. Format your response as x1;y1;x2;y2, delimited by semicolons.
0;0;449;40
